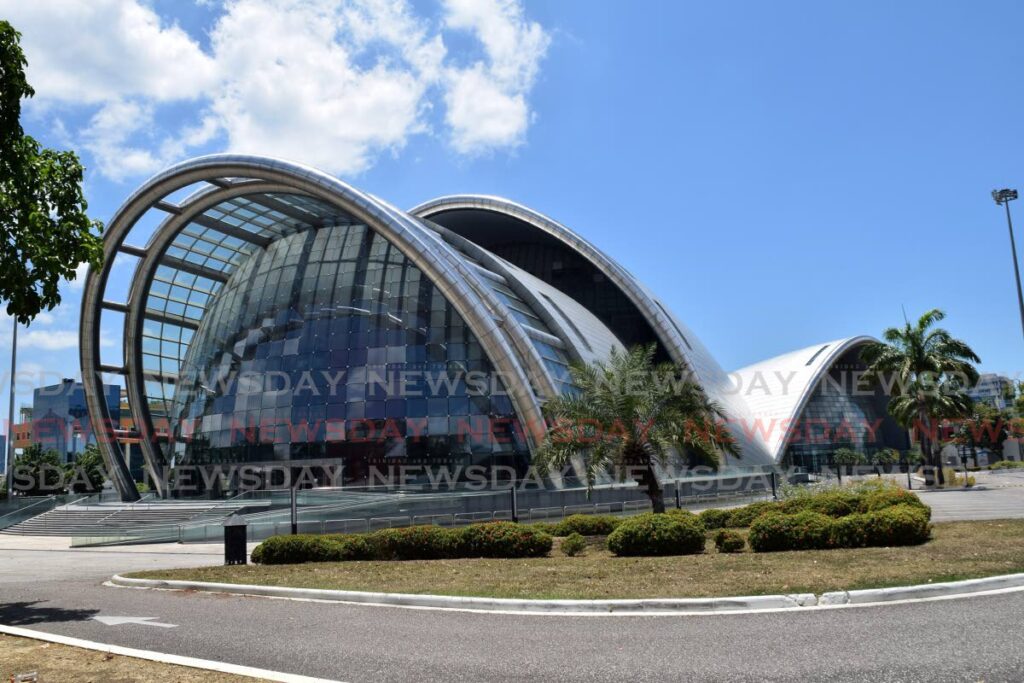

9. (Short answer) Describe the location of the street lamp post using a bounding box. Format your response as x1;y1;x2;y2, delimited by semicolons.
993;189;1024;463
992;189;1024;341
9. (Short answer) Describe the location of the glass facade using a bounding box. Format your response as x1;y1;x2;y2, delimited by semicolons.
425;208;669;361
32;380;121;463
784;347;909;470
168;218;528;486
425;224;577;396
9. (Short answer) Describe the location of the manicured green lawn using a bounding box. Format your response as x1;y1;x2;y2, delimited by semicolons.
127;520;1024;600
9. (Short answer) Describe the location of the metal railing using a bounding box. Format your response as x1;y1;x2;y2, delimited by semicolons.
68;475;777;547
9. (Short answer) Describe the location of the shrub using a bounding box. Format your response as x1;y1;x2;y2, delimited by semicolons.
860;504;931;546
713;529;745;553
253;522;553;564
780;490;859;518
942;468;976;488
459;522;553;558
528;521;560;535
553;514;621;536
828;514;870;548
990;460;1024;470
251;534;372;565
725;501;781;528
698;507;732;530
749;504;932;553
858;485;931;520
560;532;587;557
371;525;462;561
748;511;833;552
606;512;706;556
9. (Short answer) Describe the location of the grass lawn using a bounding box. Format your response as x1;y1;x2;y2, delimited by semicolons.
0;633;253;682
128;520;1024;600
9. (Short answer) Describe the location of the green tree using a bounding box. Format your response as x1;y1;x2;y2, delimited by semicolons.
65;445;106;493
832;447;865;472
832;447;865;465
872;447;899;466
0;21;102;323
534;344;739;513
12;444;65;495
954;403;1012;467
860;309;979;486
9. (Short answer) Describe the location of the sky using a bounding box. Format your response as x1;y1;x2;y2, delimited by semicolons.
1;0;1024;423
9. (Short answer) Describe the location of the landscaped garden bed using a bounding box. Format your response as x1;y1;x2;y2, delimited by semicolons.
127;483;1024;600
129;519;1024;600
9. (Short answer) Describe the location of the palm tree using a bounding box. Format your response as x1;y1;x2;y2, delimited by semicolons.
534;344;739;512
860;309;979;486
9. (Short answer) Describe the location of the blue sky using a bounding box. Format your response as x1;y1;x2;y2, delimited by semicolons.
3;0;1024;421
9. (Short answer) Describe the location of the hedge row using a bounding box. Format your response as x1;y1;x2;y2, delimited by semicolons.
606;512;706;556
251;521;553;565
747;504;931;553
989;460;1024;470
532;514;623;537
700;484;930;529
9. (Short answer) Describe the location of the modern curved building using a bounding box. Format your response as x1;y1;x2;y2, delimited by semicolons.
80;155;906;501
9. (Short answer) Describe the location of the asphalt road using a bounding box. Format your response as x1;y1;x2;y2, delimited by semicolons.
2;482;1024;682
0;545;1023;682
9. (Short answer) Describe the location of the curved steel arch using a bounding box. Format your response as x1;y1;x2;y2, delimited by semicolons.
410;195;779;465
81;156;551;500
125;180;302;497
410;195;699;374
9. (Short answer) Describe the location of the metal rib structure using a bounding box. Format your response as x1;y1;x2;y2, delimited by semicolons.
81;155;896;500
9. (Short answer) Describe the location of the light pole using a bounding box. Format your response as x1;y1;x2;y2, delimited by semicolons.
4;320;15;498
992;189;1024;341
993;189;1024;463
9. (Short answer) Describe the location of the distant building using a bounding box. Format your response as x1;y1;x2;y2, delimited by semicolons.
31;379;120;463
11;406;32;451
967;374;1014;411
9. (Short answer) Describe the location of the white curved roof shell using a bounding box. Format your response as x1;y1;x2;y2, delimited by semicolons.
731;336;876;462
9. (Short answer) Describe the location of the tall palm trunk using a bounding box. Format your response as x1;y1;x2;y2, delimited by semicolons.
627;444;666;513
644;462;666;513
918;408;945;486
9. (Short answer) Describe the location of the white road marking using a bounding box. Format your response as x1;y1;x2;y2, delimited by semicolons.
0;623;339;682
92;615;177;628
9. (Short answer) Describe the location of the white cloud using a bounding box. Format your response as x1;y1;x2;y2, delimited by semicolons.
2;0;550;179
19;330;81;351
445;64;528;153
442;0;550;153
207;0;441;174
80;99;165;181
8;0;217;104
64;263;91;292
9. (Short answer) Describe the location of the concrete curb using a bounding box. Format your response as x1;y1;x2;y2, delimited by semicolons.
818;572;1024;605
110;574;817;614
111;571;1024;615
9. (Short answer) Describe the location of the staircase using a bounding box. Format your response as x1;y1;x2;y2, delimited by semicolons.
0;501;254;537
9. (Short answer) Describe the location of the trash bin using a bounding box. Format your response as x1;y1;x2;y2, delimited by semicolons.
223;514;248;565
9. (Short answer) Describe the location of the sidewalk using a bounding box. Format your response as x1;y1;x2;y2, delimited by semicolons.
0;535;260;554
